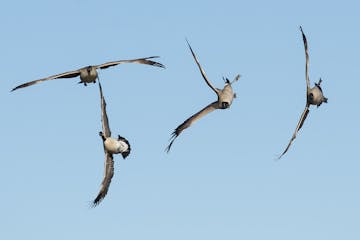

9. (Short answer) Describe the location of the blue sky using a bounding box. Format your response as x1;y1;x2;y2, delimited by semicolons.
1;0;359;239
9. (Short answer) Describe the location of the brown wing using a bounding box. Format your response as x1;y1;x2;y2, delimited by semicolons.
98;81;111;138
165;101;218;153
11;69;81;91
300;26;310;92
95;56;165;69
278;104;310;159
92;152;114;207
186;40;220;95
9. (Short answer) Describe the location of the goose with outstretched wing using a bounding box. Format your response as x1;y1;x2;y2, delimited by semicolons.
165;40;240;152
11;56;165;91
278;26;328;159
93;81;131;207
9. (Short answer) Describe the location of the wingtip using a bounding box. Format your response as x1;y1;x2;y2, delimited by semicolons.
165;145;171;153
165;131;178;153
155;62;166;69
91;195;103;208
276;154;284;161
299;26;306;38
276;147;289;160
185;38;194;52
146;56;160;59
11;85;21;92
145;56;165;68
165;141;174;153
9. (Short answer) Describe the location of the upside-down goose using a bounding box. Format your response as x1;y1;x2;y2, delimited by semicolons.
278;27;328;159
93;81;131;207
165;40;240;152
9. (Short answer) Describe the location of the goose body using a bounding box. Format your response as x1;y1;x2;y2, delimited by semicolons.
217;83;236;108
103;137;130;155
308;84;327;106
79;66;99;84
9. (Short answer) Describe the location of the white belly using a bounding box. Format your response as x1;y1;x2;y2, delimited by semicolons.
104;138;129;154
218;85;235;107
308;86;325;105
80;68;98;83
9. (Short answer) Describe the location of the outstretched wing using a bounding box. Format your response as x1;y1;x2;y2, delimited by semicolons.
278;104;310;159
11;69;81;91
300;26;310;92
98;81;111;138
92;152;114;207
95;56;165;69
165;101;218;152
186;40;220;95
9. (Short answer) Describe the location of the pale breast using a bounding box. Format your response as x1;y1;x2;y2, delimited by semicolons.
308;86;325;105
80;67;98;83
104;138;129;154
218;85;235;106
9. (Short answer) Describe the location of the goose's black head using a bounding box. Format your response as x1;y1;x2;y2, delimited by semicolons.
118;135;131;159
223;76;231;84
308;92;314;103
86;66;92;74
221;101;230;109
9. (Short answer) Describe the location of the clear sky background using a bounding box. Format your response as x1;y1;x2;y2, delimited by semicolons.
1;0;359;239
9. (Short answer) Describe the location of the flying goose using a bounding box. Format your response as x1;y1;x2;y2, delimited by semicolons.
278;26;328;159
93;81;131;207
11;56;165;91
165;40;240;152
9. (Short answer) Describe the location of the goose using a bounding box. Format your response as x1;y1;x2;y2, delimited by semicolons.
165;40;240;152
11;56;165;91
278;26;328;159
93;81;131;207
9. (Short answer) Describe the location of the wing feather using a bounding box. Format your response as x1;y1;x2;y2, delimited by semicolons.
300;26;310;91
278;104;310;159
186;40;219;95
98;81;111;138
165;101;218;152
95;56;165;69
92;152;114;207
11;69;81;91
